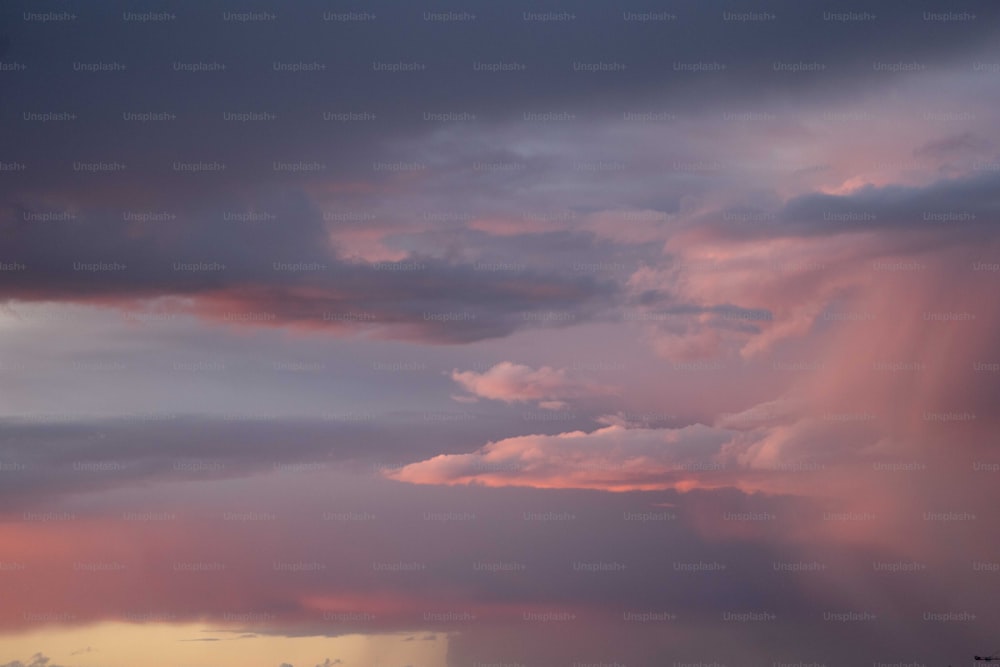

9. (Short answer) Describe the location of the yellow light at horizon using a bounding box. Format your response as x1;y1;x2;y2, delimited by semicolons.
0;622;449;667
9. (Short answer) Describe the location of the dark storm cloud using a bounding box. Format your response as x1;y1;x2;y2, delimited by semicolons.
2;0;996;346
3;0;998;120
0;411;607;509
1;0;998;196
777;169;1000;237
0;189;617;342
685;168;1000;244
914;131;991;159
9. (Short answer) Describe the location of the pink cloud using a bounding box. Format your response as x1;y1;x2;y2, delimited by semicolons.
385;424;752;492
449;362;614;409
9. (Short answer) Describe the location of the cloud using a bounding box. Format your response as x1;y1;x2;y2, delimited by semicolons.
0;656;64;667
1;4;999;666
0;192;617;345
913;131;989;159
618;167;1000;364
0;413;561;509
449;362;613;409
386;423;749;492
774;169;1000;238
382;405;901;495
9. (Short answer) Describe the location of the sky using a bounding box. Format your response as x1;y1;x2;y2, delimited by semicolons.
1;1;999;666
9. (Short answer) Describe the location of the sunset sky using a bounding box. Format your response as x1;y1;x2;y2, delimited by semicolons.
1;1;999;666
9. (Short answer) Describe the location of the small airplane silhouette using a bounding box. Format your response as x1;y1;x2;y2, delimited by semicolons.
974;654;1000;662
